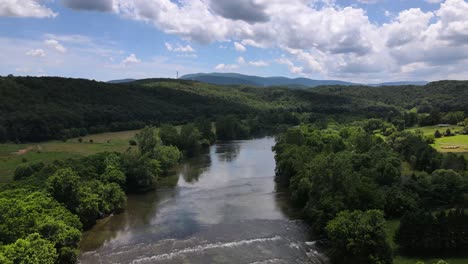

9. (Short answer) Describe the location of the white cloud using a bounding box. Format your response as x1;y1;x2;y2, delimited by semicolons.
276;57;303;74
45;39;67;53
4;0;468;82
26;49;46;57
426;0;444;3
234;42;246;52
357;0;382;4
214;63;239;71
122;53;141;66
237;56;246;64
165;42;196;52
249;60;269;67
0;0;57;18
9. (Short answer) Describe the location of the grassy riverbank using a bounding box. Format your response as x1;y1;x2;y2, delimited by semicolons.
0;130;140;182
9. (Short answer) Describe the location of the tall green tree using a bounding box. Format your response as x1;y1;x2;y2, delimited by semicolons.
326;210;392;264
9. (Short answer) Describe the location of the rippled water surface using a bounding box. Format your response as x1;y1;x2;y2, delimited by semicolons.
79;137;327;264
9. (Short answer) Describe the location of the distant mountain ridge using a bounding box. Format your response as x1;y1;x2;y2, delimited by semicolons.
180;73;359;88
107;78;137;84
108;73;428;88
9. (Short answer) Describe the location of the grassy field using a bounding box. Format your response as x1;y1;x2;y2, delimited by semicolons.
0;130;140;183
406;126;468;158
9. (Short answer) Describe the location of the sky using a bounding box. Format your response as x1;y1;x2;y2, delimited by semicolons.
0;0;467;82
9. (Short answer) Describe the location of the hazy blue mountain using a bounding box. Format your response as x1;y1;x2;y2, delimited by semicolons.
111;74;428;88
180;73;360;88
370;81;428;86
107;78;137;84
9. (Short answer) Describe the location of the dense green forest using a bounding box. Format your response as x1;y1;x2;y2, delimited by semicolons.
274;120;468;264
1;76;467;143
1;76;468;263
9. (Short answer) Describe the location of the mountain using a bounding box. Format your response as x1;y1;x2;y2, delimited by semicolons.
107;78;137;84
370;81;428;86
180;73;359;88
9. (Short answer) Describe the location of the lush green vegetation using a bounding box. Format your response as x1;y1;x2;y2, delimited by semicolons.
273;119;468;264
0;123;218;263
1;76;468;263
0;130;140;182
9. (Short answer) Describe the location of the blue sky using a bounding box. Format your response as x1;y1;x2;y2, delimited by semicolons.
0;0;467;82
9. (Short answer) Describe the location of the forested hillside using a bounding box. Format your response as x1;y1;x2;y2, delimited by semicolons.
314;81;468;112
0;76;393;142
1;76;467;143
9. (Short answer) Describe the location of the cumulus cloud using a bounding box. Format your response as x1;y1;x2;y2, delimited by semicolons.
0;0;57;18
276;57;303;74
249;60;269;67
214;63;239;71
237;56;246;64
234;42;246;52
165;43;196;52
6;0;468;81
45;39;67;53
61;0;114;12
208;0;269;23
122;53;140;66
26;49;46;57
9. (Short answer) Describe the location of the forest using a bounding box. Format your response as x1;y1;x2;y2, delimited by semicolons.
4;76;467;143
274;119;468;264
0;76;468;263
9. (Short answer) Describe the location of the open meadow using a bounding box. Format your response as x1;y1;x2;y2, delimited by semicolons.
0;130;140;182
406;126;468;158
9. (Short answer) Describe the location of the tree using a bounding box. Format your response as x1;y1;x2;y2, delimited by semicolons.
179;124;201;154
216;116;250;140
430;169;465;206
1;233;57;264
153;145;182;172
46;168;80;206
159;124;180;147
434;130;442;138
444;128;452;137
195;117;216;144
136;126;159;155
326;210;392;264
122;150;161;190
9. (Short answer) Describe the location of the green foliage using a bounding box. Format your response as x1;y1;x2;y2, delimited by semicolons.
159;124;180;147
122;150;161;191
136;126;160;155
195;117;216;144
0;189;81;264
0;233;57;264
13;162;44;181
326;210;392;264
179;124;202;154
216;115;250;140
153;145;182;172
396;209;468;254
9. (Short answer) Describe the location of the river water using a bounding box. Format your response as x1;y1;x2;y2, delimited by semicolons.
79;137;328;264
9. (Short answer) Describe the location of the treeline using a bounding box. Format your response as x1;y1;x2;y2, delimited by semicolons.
314;81;468;114
6;75;461;143
273;121;468;263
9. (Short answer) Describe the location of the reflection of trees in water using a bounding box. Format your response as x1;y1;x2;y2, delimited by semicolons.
80;189;177;252
181;154;211;183
273;186;305;220
216;143;241;162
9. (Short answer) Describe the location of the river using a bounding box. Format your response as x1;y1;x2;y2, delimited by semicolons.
79;137;328;264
